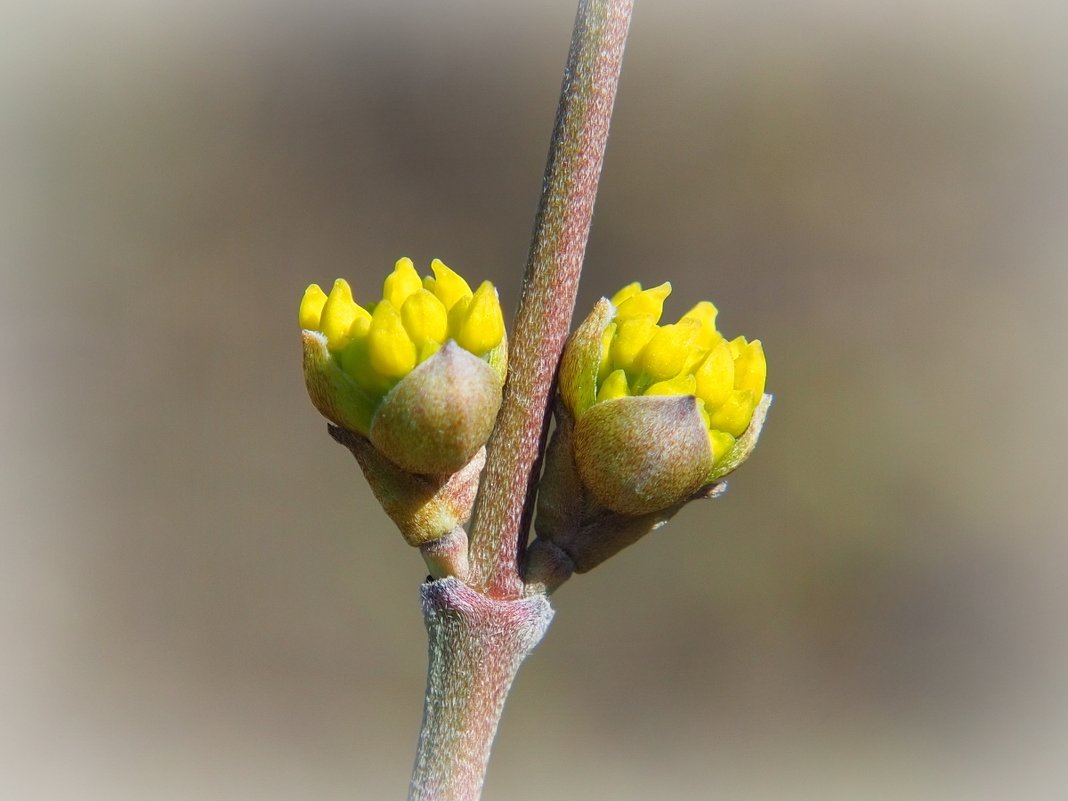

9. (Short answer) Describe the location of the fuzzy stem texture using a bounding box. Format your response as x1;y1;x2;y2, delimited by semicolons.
408;1;632;797
467;0;634;599
408;579;554;801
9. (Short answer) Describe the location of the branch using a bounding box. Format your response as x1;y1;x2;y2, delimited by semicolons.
467;0;634;599
408;579;554;801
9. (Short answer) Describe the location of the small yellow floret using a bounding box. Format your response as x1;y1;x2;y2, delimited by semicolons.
454;281;505;356
367;300;417;379
383;257;423;310
320;279;367;351
614;282;672;323
708;430;736;463
597;323;617;382
609;317;657;374
428;258;473;311
681;301;721;351
597;368;630;403
707;389;756;438
401;289;449;348
694;341;735;409
610;282;642;307
645;373;697;397
732;338;766;400
300;284;328;330
347;311;372;342
634;319;702;384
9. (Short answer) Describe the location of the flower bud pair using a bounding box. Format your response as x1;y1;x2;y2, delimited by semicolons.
533;282;769;575
300;258;507;548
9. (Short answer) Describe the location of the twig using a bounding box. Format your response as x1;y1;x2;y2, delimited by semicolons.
466;0;634;599
408;2;633;798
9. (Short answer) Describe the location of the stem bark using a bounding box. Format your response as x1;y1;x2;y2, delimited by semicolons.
408;579;554;801
467;0;635;599
409;1;633;797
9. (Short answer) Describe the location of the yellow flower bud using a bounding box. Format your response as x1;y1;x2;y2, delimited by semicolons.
552;281;770;526
609;317;657;375
533;283;772;576
732;338;766;400
299;259;508;480
633;319;702;386
694;341;734;409
597;322;617;382
320;279;368;351
645;373;696;397
383;257;423;310
453;281;505;357
367;300;417;379
299;284;328;330
708;430;736;464
707;389;756;438
610;282;641;307
596;368;630;403
347;311;373;342
401;289;449;350
680;301;722;352
613;281;671;323
428;258;473;310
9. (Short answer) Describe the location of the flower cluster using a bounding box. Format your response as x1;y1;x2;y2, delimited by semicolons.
299;262;770;578
526;282;770;580
300;257;506;437
589;282;766;467
300;259;508;550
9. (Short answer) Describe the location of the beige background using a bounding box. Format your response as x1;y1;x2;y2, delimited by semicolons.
3;1;1066;799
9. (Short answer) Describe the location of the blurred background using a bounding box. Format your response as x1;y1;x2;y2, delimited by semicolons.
3;0;1066;798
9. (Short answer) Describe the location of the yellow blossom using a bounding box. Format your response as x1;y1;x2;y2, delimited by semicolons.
591;282;767;467
299;258;507;442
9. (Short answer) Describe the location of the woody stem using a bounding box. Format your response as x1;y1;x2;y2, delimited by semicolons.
466;0;634;600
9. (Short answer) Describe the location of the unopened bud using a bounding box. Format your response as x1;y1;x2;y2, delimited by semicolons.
299;257;508;549
531;281;771;580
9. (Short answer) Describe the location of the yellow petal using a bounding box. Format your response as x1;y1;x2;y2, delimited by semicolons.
708;430;736;464
320;279;365;351
644;373;697;397
680;301;721;351
299;283;328;331
454;281;505;356
401;288;449;347
417;339;443;364
347;311;372;341
383;257;422;310
614;282;671;324
597;322;617;382
596;368;630;403
608;317;657;375
733;338;766;400
694;340;735;409
707;389;756;438
429;258;473;311
610;282;642;307
727;335;747;360
634;319;702;383
447;294;470;341
367;300;417;379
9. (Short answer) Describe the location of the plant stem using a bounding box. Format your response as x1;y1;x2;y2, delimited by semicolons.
466;0;635;600
408;2;632;797
408;579;554;801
